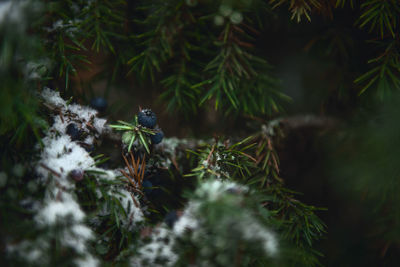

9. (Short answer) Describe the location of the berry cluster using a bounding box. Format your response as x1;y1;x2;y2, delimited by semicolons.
66;123;95;152
138;108;164;145
90;97;107;113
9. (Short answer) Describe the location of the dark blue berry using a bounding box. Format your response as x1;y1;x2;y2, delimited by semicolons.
151;130;164;144
90;97;107;112
135;166;143;177
142;180;153;195
164;210;178;228
69;169;84;182
83;144;95;153
66;123;81;141
138;109;157;128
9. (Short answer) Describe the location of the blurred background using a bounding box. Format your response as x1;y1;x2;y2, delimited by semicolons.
1;0;400;266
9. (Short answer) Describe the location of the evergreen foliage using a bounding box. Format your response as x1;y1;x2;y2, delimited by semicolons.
332;94;400;247
1;0;400;266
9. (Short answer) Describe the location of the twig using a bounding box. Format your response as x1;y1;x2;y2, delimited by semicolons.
40;163;61;177
206;144;216;164
121;152;146;194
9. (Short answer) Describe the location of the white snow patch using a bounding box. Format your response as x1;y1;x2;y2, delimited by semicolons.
241;213;278;256
0;2;12;23
36;88;110;186
0;0;27;25
64;224;94;253
134;226;178;267
35;193;85;225
36;135;94;187
7;240;45;263
176;180;278;256
93;117;107;133
41;88;66;108
131;180;277;265
25;88;145;266
194;180;248;202
173;202;199;235
25;60;49;80
119;188;144;227
84;135;94;144
45;17;81;35
41;88;107;136
75;255;99;267
68;104;97;122
90;167;121;181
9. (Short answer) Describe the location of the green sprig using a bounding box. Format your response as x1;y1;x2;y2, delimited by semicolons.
109;116;155;153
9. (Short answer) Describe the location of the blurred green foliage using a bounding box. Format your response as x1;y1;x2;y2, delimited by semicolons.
1;0;400;266
333;94;400;244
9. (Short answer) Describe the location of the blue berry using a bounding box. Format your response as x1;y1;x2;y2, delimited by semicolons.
138;109;157;128
90;97;107;112
66;123;81;141
164;210;178;228
151;129;164;144
142;180;153;195
83;144;95;153
69;169;84;182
